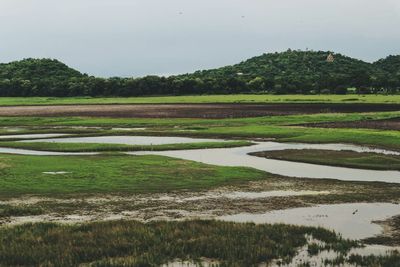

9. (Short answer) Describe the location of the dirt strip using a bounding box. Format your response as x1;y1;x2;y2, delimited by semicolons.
301;117;400;130
0;103;399;118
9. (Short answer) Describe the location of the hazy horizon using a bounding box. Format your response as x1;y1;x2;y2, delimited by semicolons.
1;0;400;77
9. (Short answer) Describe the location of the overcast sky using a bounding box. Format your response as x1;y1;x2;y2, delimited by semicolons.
1;0;400;77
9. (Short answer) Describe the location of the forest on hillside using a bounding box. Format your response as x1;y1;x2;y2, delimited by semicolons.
0;50;399;97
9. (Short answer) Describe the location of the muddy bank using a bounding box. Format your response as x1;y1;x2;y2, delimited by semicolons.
365;215;400;246
1;103;400;118
301;117;400;131
2;177;400;232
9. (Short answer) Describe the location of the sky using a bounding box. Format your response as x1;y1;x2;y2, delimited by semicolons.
1;0;400;77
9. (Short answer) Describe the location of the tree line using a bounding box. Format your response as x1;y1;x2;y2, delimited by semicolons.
0;50;399;97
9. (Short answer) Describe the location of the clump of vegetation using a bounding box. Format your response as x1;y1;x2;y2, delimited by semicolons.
364;215;400;246
0;220;358;267
347;251;400;267
0;204;43;217
250;149;400;171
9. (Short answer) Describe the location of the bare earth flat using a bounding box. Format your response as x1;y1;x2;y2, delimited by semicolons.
302;117;400;131
0;103;400;118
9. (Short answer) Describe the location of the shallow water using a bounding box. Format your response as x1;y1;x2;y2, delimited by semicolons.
132;141;400;183
151;190;329;202
111;127;147;131
0;147;96;155
0;133;68;139
272;243;400;267
22;135;225;145
218;203;400;240
222;190;330;199
42;171;72;175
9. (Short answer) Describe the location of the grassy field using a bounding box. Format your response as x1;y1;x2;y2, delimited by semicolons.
0;220;358;267
0;94;400;105
251;149;400;171
0;153;269;196
0;140;251;152
1;111;399;150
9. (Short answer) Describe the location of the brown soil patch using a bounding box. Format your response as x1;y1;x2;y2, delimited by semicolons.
302;117;400;131
0;103;399;118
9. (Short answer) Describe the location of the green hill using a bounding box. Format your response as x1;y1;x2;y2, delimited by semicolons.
188;50;372;79
0;58;87;96
0;58;83;80
374;55;400;75
182;50;378;94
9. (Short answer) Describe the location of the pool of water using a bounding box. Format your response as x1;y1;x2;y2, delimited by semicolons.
21;135;226;145
0;133;68;139
132;141;400;183
218;203;400;240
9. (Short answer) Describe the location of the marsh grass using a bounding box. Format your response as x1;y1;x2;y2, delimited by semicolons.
250;149;400;171
0;204;43;217
0;140;251;152
0;220;358;267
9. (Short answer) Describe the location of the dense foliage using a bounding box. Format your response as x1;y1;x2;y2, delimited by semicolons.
0;50;399;96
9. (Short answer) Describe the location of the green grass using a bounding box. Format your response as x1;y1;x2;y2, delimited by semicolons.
0;94;400;105
0;111;399;151
0;111;398;127
0;140;251;152
0;153;269;196
0;220;358;267
251;149;400;171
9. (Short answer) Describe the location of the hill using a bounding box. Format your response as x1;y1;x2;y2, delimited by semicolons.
0;58;83;80
182;50;378;94
0;50;399;97
0;59;86;96
374;55;400;75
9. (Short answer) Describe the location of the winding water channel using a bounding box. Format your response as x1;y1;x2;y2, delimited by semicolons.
1;136;400;183
132;141;400;183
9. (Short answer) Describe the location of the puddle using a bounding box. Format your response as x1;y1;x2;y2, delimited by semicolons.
21;136;226;145
111;127;147;131
149;190;329;202
222;190;330;199
42;171;72;175
162;259;219;267
0;133;68;139
131;141;400;183
218;203;400;240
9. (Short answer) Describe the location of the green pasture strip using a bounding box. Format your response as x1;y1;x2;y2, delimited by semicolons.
0;153;268;196
1;94;400;105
